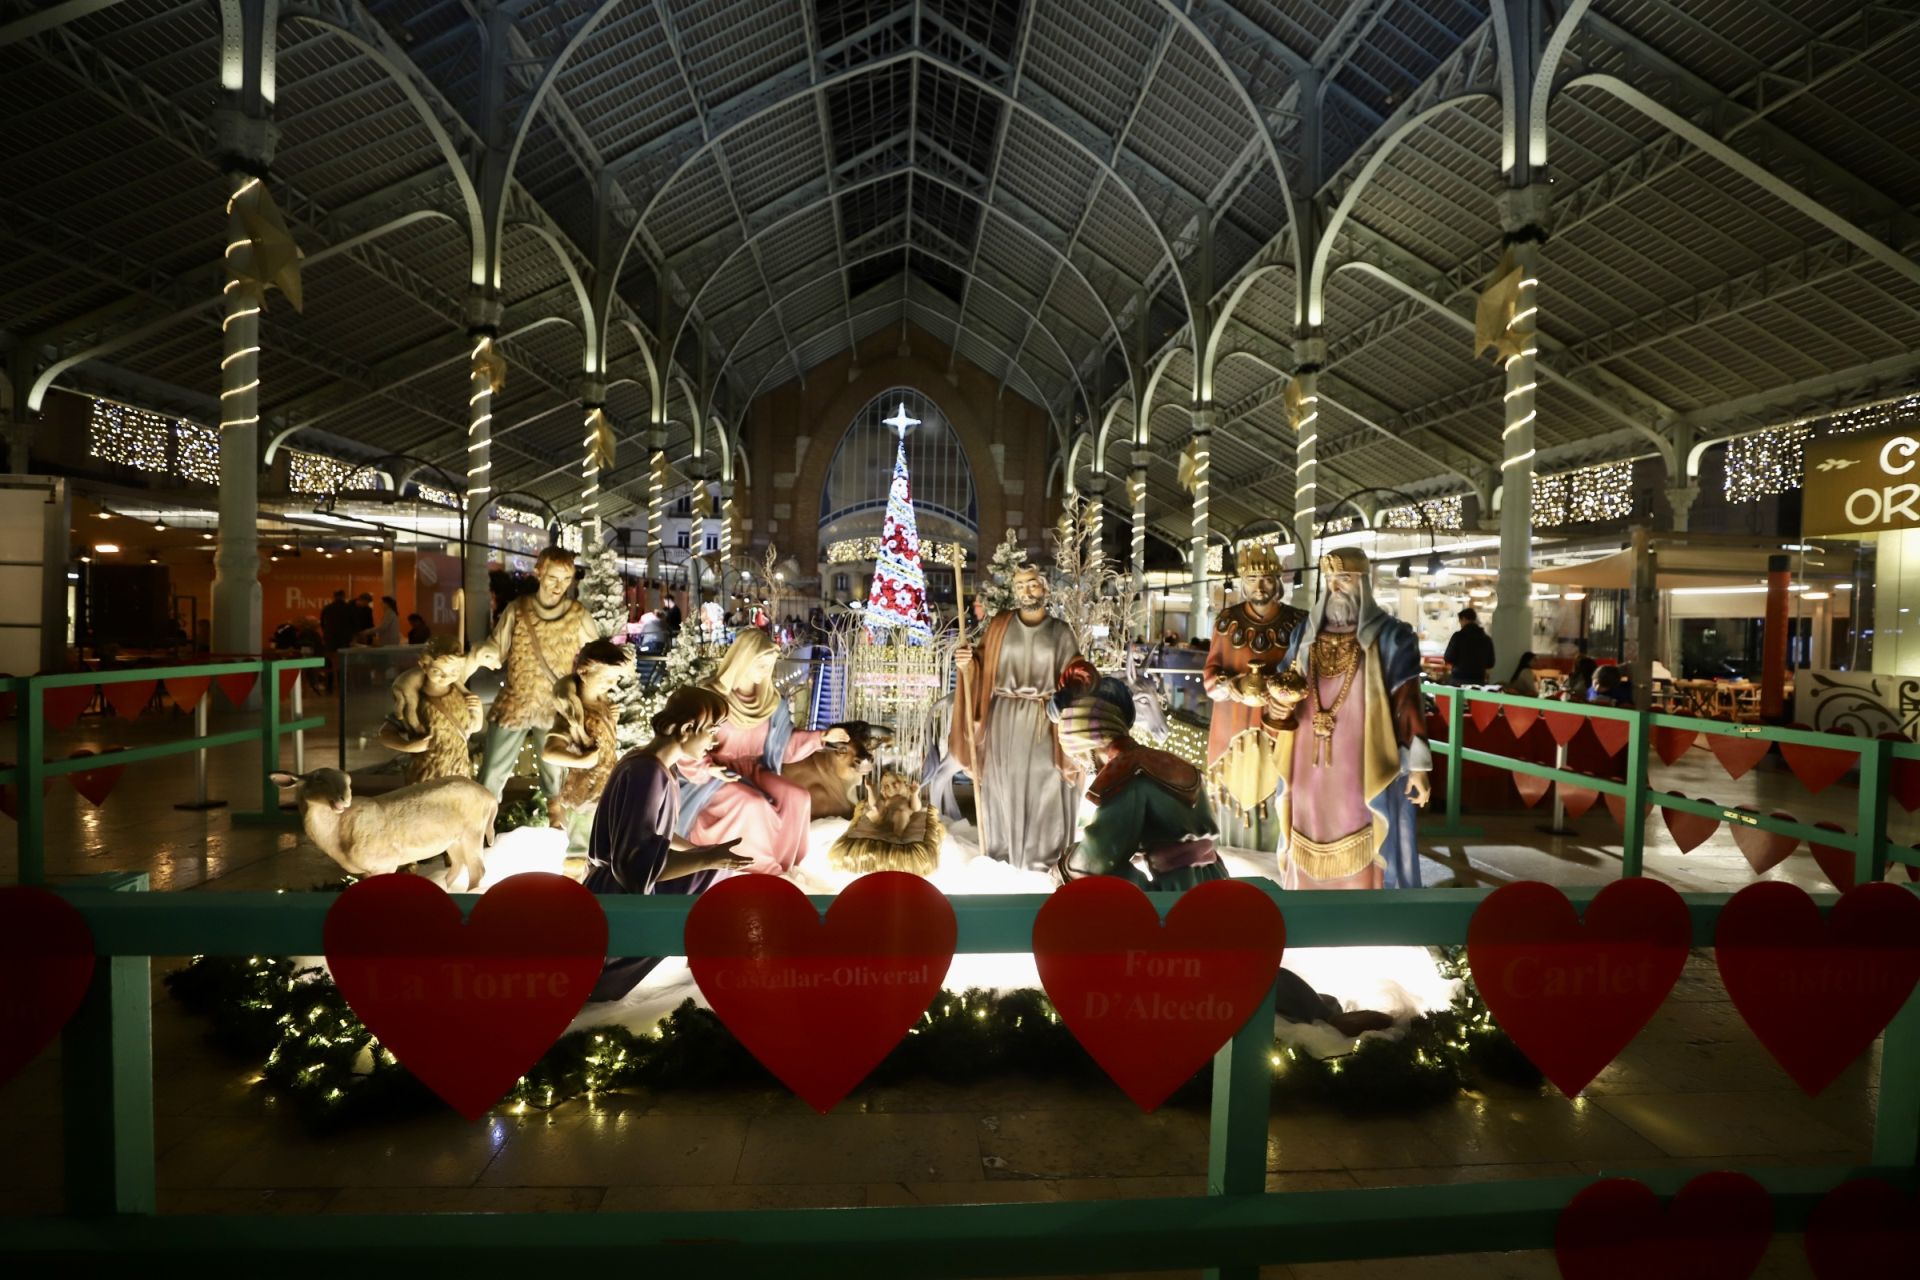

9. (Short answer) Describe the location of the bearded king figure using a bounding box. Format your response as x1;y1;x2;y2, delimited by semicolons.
1264;547;1430;889
1202;541;1307;847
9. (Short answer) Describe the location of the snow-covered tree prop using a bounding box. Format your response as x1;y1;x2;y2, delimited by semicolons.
861;432;932;640
977;528;1025;616
1048;493;1139;669
576;541;649;749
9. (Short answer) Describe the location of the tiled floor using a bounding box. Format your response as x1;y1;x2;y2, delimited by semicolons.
3;702;1908;1277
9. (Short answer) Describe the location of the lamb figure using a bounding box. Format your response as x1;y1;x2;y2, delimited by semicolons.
271;767;498;890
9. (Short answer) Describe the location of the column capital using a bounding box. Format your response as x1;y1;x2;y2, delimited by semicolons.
210;107;278;172
578;378;607;407
1497;182;1553;241
1190;405;1219;434
1292;335;1327;370
464;287;504;334
1081;473;1111;498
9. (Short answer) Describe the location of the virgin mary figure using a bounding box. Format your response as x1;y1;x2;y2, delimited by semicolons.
677;628;848;873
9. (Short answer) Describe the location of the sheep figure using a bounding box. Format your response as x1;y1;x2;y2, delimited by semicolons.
271;767;497;890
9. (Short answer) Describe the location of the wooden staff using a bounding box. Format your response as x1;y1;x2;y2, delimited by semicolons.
950;545;990;854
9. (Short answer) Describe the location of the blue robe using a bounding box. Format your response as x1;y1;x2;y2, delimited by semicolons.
1274;613;1425;889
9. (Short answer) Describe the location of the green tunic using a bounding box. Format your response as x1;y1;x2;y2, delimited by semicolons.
1070;744;1228;894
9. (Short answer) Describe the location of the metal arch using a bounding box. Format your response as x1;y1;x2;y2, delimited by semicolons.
737;298;1059;422
1140;345;1191;447
27;207;457;411
1329;260;1673;463
1202;263;1293;401
379;453;465;498
1529;0;1595;171
502;221;597;372
613;317;663;419
709;242;1092;416
469;488;563;546
673;165;1133;397
1092;398;1133;474
1564;73;1920;289
1306;92;1499;327
607;50;1191;344
672;375;701;454
276;2;487;283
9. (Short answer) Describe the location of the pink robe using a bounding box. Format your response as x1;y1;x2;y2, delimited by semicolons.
1283;655;1383;891
678;717;825;875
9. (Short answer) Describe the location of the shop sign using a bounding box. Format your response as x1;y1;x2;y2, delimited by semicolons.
1803;428;1920;535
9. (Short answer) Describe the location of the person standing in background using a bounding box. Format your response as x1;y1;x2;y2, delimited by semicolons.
1444;607;1495;685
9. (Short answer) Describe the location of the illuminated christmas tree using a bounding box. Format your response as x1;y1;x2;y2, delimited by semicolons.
862;403;932;641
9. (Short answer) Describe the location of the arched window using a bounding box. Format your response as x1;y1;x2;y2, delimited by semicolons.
821;389;977;543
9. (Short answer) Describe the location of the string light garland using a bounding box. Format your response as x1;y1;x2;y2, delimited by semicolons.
413;483;458;510
1377;496;1463;532
827;535;970;565
1532;461;1631;528
1720;391;1920;503
175;420;221;484
164;941;1534;1130
497;506;546;530
288;450;383;496
1724;428;1812;503
88;399;173;475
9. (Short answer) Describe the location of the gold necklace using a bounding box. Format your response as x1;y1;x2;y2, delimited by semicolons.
1307;634;1361;766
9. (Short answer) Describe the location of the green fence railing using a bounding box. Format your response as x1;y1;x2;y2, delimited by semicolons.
5;875;1917;1276
8;657;326;882
1422;682;1920;884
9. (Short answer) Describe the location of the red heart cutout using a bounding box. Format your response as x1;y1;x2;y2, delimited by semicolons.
1544;709;1587;746
1505;705;1540;740
1603;792;1650;828
1433;693;1450;723
215;671;258;708
1590;717;1630;756
1660;799;1719;853
324;872;607;1120
687;871;954;1113
1513;771;1550;808
1558;784;1600;821
1469;700;1500;733
1727;808;1798;873
1033;877;1284;1112
1708;733;1771;781
1467;880;1689;1097
1804;1179;1920;1280
278;666;302;703
101;679;156;720
165;675;210;712
70;762;126;808
1556;1172;1773;1280
1780;725;1856;795
0;887;96;1087
1652;724;1697;767
1715;881;1920;1095
1807;821;1855;892
42;684;94;731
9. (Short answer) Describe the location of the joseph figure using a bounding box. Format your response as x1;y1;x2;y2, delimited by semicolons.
1265;548;1431;889
1202;541;1306;848
476;546;603;801
951;564;1081;871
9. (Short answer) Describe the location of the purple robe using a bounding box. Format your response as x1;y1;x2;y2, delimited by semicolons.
583;752;720;1002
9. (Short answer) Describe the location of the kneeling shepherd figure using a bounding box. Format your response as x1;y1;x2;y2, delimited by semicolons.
1053;658;1224;893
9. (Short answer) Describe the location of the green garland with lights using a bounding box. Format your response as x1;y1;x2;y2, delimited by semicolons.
164;942;1538;1131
